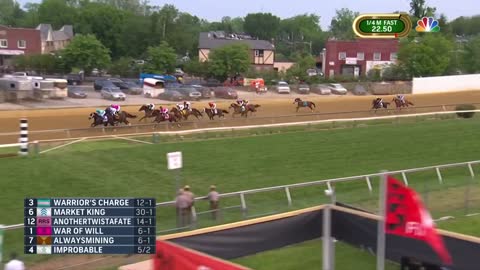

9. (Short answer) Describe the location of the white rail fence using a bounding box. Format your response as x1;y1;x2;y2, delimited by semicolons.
0;109;478;147
3;159;479;231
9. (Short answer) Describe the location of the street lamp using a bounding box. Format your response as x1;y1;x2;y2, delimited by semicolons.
321;48;326;77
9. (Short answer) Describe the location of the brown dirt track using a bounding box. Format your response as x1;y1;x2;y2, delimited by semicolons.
2;91;480;144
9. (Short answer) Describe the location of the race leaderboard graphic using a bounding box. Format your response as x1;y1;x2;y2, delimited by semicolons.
24;198;156;255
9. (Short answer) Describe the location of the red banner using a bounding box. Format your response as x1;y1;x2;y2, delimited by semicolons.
385;176;452;265
153;240;250;270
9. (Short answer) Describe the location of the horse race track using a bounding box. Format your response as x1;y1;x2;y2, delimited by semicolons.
2;91;480;143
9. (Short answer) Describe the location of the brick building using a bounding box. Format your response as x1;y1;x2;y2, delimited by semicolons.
320;39;399;78
0;25;41;67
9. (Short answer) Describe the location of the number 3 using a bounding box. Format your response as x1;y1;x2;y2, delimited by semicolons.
29;199;34;206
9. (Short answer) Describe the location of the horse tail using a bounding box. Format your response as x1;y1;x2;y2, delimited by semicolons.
222;110;229;114
124;112;137;118
311;102;316;108
408;101;414;106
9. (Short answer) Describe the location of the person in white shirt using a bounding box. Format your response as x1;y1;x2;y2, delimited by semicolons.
4;252;25;270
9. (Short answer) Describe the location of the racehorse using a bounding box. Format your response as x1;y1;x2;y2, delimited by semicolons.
371;99;390;112
229;103;260;118
293;98;316;112
392;97;414;109
153;112;181;127
171;107;203;120
203;107;229;120
115;111;137;125
89;112;114;127
138;105;160;122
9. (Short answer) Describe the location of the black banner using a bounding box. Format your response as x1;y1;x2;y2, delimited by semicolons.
170;209;324;259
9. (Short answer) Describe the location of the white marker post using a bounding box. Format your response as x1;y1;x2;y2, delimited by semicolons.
167;152;183;194
0;224;4;264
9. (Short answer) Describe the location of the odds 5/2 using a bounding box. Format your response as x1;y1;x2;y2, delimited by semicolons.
137;246;152;254
371;25;393;33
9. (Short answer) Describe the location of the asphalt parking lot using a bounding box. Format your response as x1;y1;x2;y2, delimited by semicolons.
0;83;359;110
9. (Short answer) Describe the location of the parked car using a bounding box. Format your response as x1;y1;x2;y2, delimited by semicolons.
275;81;291;94
112;80;143;95
311;84;331;95
159;90;185;101
190;84;212;99
101;87;126;101
214;87;238;99
328;83;348;95
66;74;83;85
67;86;87;98
306;68;318;77
296;84;310;94
94;79;119;91
353;84;367;95
175;86;202;100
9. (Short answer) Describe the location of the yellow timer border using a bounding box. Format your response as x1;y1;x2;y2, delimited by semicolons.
352;13;412;39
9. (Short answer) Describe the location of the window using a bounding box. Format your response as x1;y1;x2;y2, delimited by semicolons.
255;49;264;57
357;52;365;60
17;40;26;49
390;52;398;61
373;52;381;61
0;39;7;48
338;52;346;60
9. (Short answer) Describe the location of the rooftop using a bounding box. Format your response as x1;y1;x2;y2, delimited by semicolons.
199;31;274;50
36;24;74;41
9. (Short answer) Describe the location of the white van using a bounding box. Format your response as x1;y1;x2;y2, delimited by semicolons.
143;78;165;98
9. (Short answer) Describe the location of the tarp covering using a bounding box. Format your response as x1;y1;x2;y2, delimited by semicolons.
169;209;324;260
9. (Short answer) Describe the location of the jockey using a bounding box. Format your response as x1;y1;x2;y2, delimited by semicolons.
159;106;169;119
110;104;121;115
376;98;384;107
176;103;185;111
397;94;405;104
96;109;107;122
209;102;217;114
183;101;191;111
146;103;155;111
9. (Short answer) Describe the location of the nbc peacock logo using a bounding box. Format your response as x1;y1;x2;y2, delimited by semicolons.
415;17;440;32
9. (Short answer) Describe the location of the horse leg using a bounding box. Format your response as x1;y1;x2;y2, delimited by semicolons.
296;106;299;113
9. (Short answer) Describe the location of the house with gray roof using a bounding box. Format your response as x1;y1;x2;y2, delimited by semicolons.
198;31;275;70
36;24;74;54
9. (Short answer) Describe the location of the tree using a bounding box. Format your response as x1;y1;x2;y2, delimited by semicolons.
207;44;250;82
75;2;126;58
244;13;281;40
144;41;177;74
329;8;359;40
462;36;480;73
183;58;209;78
37;0;77;28
409;0;436;20
278;14;326;58
61;34;111;74
286;53;316;82
397;34;453;77
0;0;25;26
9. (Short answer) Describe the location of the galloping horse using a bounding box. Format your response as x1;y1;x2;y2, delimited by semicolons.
229;103;261;118
115;111;137;125
371;99;390;112
153;112;181;125
171;107;203;120
89;112;114;127
138;105;160;122
293;98;316;112
392;97;414;109
204;108;229;120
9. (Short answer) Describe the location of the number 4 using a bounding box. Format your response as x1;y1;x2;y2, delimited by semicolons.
29;246;34;253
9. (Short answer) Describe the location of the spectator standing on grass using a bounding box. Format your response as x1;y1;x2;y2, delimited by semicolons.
183;185;195;224
207;185;220;220
4;252;25;270
175;189;190;227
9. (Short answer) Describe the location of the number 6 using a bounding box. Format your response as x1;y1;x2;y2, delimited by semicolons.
29;209;34;215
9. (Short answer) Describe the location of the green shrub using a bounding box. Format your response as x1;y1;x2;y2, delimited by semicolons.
455;104;476;118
